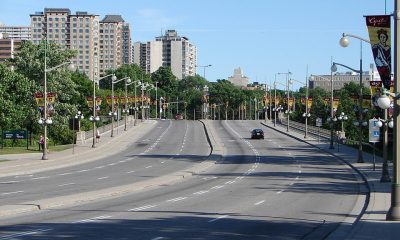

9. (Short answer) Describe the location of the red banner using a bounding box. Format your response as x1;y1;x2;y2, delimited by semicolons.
366;15;391;90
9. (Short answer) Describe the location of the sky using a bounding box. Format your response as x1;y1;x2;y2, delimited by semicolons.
0;0;394;90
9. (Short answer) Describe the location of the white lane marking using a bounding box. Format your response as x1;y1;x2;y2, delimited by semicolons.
225;181;235;184
296;176;299;180
299;170;302;173
73;215;112;224
202;176;217;180
277;190;284;194
108;163;116;166
193;190;208;195
290;183;294;186
145;166;152;169
32;176;49;180
126;170;136;174
97;176;109;180
211;185;224;190
0;181;20;184
255;200;265;205
288;152;292;155
0;228;52;239
166;197;187;202
77;169;89;173
161;161;165;164
58;172;73;176
2;191;24;195
152;237;166;240
95;165;105;169
129;205;157;212
58;182;75;187
208;215;229;223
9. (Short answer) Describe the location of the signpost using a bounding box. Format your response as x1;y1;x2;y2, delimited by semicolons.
369;119;381;171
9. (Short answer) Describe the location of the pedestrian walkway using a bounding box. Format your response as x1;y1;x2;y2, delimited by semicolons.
261;120;399;240
0;120;157;177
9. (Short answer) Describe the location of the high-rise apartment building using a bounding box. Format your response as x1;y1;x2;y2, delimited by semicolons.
99;15;131;75
134;30;197;80
29;9;131;81
0;25;31;40
0;33;24;62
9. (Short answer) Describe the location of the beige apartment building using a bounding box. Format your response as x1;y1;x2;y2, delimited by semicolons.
30;8;131;82
0;34;24;62
134;30;197;80
99;15;131;76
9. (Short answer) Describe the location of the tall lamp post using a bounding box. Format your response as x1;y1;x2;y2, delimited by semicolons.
278;71;292;132
40;41;74;160
331;62;365;163
110;76;130;137
197;64;212;79
155;81;158;119
290;78;309;138
378;0;400;220
91;74;114;148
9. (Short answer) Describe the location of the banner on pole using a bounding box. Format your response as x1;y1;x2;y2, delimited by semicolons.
366;15;391;90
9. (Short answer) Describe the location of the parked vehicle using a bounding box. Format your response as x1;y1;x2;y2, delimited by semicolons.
251;129;264;139
175;113;183;120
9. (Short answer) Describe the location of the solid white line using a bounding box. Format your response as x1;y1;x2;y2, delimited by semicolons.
208;215;228;222
95;166;105;169
255;200;265;205
211;185;224;190
225;181;235;184
98;176;109;180
73;215;112;224
58;182;75;187
2;191;24;195
77;169;89;173
126;170;136;174
151;237;165;240
145;166;152;169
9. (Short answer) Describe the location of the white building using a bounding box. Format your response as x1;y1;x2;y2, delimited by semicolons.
228;67;249;87
134;30;197;80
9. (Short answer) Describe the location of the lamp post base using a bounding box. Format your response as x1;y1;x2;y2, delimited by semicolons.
380;162;391;182
387;184;400;221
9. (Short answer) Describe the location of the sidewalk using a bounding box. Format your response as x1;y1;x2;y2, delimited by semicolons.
261;120;399;240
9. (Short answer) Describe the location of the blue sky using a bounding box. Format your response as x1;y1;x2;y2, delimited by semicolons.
0;0;393;90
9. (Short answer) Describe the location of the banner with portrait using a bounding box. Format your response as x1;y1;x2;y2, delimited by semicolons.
332;97;340;112
366;15;391;90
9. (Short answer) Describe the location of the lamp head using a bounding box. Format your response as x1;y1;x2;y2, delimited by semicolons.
339;35;350;47
68;62;76;71
111;75;117;81
38;119;44;124
376;120;383;128
388;119;394;128
126;78;131;84
362;121;368;127
377;95;391;109
331;64;338;72
353;121;359;126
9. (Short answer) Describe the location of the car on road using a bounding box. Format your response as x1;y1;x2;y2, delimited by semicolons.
251;129;264;139
175;113;183;120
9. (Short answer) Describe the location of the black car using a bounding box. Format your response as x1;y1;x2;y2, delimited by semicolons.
251;129;264;139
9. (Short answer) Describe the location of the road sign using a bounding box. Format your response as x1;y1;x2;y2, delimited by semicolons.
369;119;380;143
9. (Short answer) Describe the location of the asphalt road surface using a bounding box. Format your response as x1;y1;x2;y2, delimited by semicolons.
0;120;364;240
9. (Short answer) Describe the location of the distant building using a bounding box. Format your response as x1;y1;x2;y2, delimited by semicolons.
0;33;24;62
228;67;249;87
0;25;31;40
29;8;131;81
134;30;197;79
309;64;376;91
99;15;131;76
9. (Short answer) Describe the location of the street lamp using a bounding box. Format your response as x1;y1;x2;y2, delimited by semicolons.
72;111;84;154
290;78;309;138
126;80;140;126
123;78;132;131
376;115;394;183
92;74;114;148
155;81;158;119
275;78;290;131
196;64;212;79
41;40;75;160
331;62;365;163
338;32;371;162
203;85;209;119
139;80;151;121
337;112;348;133
278;71;292;132
110;76;130;137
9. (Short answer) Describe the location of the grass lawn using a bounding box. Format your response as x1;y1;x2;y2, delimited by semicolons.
0;144;73;155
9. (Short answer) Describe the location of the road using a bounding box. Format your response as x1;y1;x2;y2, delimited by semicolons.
0;120;364;239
